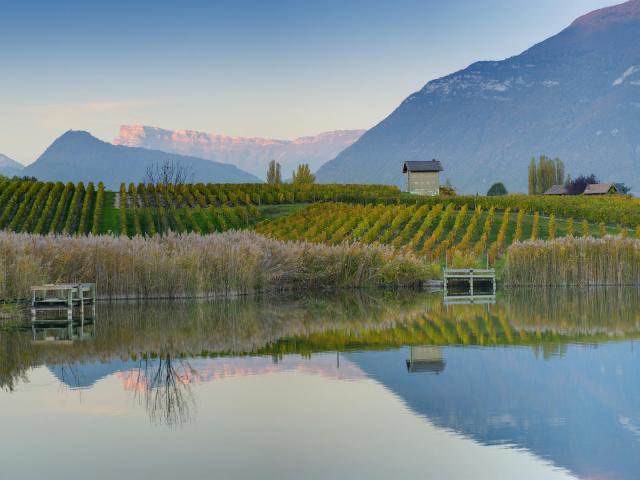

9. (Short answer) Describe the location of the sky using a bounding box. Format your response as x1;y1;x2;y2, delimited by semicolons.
0;0;618;165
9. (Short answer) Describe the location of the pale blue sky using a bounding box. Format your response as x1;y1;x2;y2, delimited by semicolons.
0;0;617;164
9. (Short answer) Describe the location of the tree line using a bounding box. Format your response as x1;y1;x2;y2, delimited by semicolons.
528;155;565;195
267;160;316;185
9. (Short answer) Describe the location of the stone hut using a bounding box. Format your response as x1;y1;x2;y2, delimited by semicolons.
403;160;443;196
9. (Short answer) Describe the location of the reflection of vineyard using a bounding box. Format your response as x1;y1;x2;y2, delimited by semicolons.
3;288;640;392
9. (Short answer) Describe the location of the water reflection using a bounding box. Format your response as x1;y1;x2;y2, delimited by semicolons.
131;355;196;427
1;288;640;478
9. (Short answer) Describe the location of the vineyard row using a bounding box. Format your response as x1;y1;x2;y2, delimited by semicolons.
255;202;634;262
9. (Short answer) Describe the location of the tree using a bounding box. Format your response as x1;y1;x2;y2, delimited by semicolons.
528;155;565;194
565;174;598;195
292;163;316;184
266;160;282;184
145;160;194;186
554;158;565;186
439;178;456;196
615;183;631;194
528;158;537;195
487;182;508;196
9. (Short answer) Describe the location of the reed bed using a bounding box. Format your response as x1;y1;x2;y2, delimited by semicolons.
0;231;436;300
505;235;640;286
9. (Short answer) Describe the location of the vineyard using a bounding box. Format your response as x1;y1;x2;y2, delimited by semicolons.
0;179;401;236
0;180;105;235
397;193;640;227
0;178;636;266
255;202;632;263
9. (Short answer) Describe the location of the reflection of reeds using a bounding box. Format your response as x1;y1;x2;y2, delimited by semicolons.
0;330;31;391
503;287;640;336
4;287;640;390
0;231;435;301
505;236;640;286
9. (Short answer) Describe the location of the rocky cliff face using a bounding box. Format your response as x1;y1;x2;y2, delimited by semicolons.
317;0;640;193
114;125;365;179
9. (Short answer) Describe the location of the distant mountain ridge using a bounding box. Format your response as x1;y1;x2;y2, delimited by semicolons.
114;125;365;179
317;0;640;193
0;154;24;177
24;131;261;189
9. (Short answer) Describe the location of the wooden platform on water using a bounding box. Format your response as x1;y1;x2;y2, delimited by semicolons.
443;268;496;297
31;283;97;320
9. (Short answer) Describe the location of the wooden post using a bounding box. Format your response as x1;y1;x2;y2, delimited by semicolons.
443;269;448;296
67;288;73;320
67;318;73;339
79;284;84;314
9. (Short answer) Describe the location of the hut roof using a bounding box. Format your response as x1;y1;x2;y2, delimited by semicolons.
583;183;618;195
405;360;446;374
544;185;569;195
403;160;443;173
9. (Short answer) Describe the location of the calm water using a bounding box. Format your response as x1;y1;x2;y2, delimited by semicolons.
1;289;640;480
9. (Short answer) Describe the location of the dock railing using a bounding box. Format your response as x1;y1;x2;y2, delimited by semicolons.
443;268;496;297
31;283;96;320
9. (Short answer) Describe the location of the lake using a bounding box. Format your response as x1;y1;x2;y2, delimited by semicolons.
1;288;639;479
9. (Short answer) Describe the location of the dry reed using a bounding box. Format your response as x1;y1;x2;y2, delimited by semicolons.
0;231;436;300
505;235;640;286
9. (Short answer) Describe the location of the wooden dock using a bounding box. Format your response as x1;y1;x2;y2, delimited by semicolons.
30;314;96;345
443;268;496;297
31;283;96;320
443;293;496;305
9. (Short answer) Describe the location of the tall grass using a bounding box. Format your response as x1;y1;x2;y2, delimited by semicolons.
505;235;640;286
0;231;437;301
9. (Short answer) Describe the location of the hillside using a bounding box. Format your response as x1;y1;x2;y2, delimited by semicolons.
317;0;640;193
0;154;24;177
114;125;365;179
23;131;261;189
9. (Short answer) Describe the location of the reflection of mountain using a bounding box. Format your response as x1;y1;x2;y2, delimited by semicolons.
48;360;137;389
347;344;640;480
44;341;640;478
51;354;365;390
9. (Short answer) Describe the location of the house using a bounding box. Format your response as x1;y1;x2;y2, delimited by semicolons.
544;182;618;196
544;185;569;195
583;183;618;195
405;346;445;374
403;160;443;196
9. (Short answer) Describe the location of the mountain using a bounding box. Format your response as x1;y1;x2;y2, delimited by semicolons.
317;0;640;193
0;154;24;177
23;131;261;189
114;125;365;180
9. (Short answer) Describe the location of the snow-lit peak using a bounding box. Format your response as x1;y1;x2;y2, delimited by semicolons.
570;0;640;31
113;125;365;179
